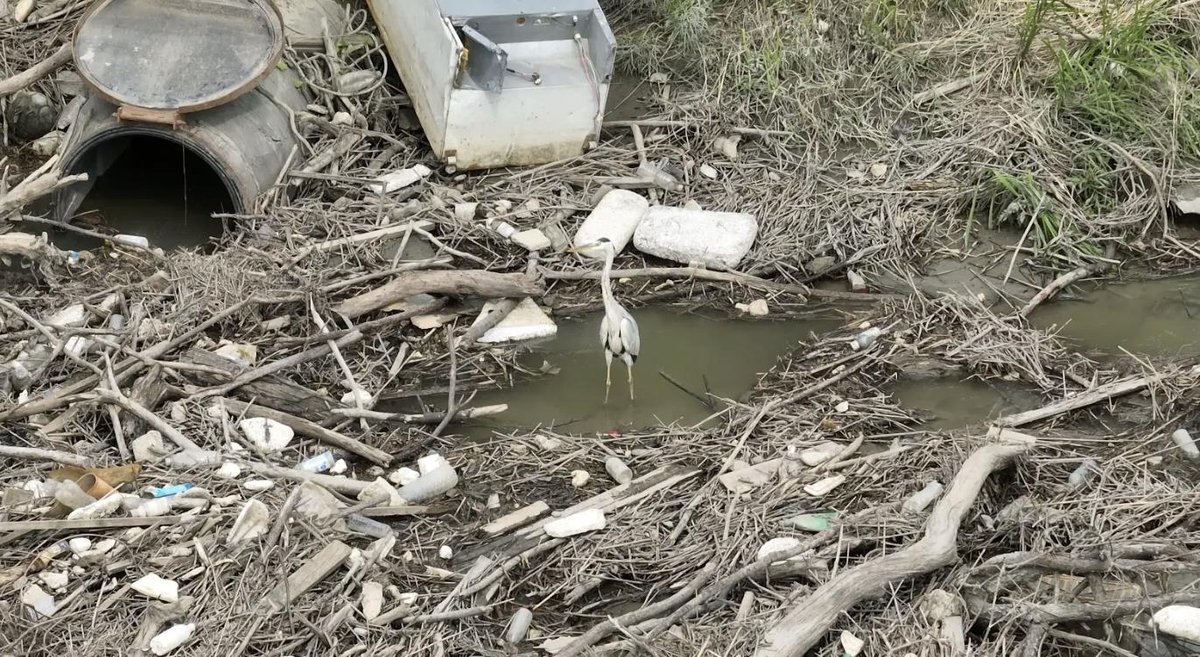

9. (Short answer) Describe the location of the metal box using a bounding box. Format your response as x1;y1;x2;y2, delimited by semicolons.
368;0;615;171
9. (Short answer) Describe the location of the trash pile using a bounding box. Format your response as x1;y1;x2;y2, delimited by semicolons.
2;1;1200;657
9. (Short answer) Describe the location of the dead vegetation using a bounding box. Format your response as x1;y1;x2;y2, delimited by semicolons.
1;0;1199;656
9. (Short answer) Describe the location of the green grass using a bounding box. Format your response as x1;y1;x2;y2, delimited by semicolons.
986;169;1102;264
1049;2;1200;157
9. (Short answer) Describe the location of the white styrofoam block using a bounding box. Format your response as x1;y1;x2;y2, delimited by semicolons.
633;206;757;269
1154;605;1200;643
573;190;649;257
477;298;557;344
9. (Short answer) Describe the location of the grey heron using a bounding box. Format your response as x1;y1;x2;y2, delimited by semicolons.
569;238;640;403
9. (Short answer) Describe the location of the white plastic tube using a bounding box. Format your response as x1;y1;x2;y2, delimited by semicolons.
1171;429;1199;460
544;509;606;538
604;457;632;484
397;465;459;502
505;607;533;644
150;623;195;655
903;481;944;513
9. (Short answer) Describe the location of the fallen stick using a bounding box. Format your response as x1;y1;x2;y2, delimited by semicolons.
911;72;986;105
0;42;72;98
2;296;269;422
181;347;336;418
1017;261;1109;317
190;330;363;400
753;432;1036;657
0;515;193;532
0;232;60;262
457;298;518;348
245;462;373;495
543;266;808;296
555;561;721;657
93;388;202;452
287;220;434;266
220;398;391;466
994;375;1162;427
0;444;90;467
330;404;507;424
334;271;544;318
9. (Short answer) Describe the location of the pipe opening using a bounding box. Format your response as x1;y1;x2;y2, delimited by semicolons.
55;134;234;251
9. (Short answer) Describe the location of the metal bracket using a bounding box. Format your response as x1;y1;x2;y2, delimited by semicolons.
459;23;507;92
115;106;185;128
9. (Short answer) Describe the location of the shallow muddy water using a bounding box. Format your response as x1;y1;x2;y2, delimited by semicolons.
1030;276;1200;358
888;378;1043;430
461;308;843;437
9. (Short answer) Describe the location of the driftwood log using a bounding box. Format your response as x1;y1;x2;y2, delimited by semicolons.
334;270;544;318
753;429;1036;657
181;347;336;419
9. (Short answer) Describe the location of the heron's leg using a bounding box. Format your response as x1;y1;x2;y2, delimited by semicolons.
626;360;635;401
604;350;613;404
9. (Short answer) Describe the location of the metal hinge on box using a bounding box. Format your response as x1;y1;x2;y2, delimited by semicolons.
115;105;185;128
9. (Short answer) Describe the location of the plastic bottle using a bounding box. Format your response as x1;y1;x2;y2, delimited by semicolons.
131;498;175;518
850;327;882;351
369;164;432;194
544;509;606;538
396;465;459;502
505;608;533;644
1171;429;1199;460
1068;459;1098;489
636;161;682;191
345;513;393;538
604;457;633;484
149;623;194;655
902;481;944;513
298;451;335;473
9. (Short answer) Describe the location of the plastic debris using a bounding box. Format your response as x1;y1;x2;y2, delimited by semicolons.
345;514;392;538
330;459;348;475
243;479;275;492
68;537;92;555
633;206;758;269
67;492;123;520
132;573;180;603
476;298;558;344
544;509;606;538
513;228;552;251
361;581;384;620
799;441;841;466
903;481;944;513
1153;605;1200;643
298;451;336;473
438;545;454;559
369;164;432;194
850;327;882;351
21;584;56;618
1067;459;1098;489
397;464;459;502
39;570;69;590
237;417;295;452
573;189;649;257
388;467;421;486
803;475;846;497
604;457;633;484
152;483;193;498
506;607;534;644
1171;428;1199;460
570;470;591;488
131;430;166;462
216;462;242;479
228;499;270;545
131;498;175;518
840;630;865;657
757;537;802;563
781;511;838;532
150;623;195;655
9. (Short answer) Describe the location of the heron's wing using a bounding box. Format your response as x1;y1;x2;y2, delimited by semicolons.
599;314;613;349
618;311;640;358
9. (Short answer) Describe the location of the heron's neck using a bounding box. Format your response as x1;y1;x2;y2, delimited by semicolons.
600;251;621;316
